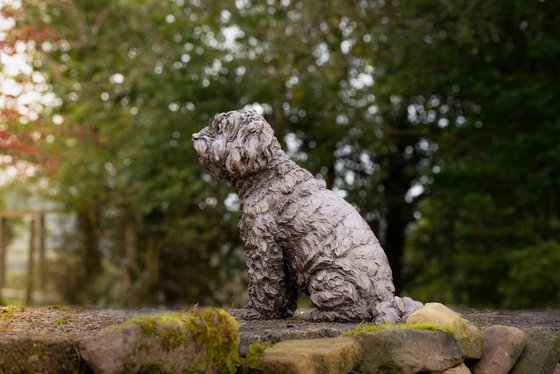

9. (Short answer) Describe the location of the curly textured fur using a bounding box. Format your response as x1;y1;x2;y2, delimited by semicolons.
192;109;422;322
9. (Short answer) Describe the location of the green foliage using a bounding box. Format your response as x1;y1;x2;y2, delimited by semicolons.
393;0;560;307
2;0;558;308
344;322;455;337
500;242;560;308
5;0;246;307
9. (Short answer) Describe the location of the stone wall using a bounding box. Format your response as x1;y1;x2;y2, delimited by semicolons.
0;304;558;373
252;304;559;374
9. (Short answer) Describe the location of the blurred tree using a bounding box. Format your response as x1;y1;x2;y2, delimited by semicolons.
5;0;248;306
2;0;558;308
5;0;433;302
374;0;560;307
227;0;560;303
227;1;451;292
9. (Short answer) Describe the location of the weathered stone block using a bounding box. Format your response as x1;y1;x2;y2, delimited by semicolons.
257;336;361;374
443;363;472;373
406;302;483;359
471;325;526;374
352;326;464;373
510;327;560;374
78;307;240;374
0;334;84;373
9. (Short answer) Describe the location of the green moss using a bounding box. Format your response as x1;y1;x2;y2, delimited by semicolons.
344;322;456;336
55;317;69;325
186;308;240;373
119;307;240;373
239;340;272;372
0;305;25;324
120;312;199;352
120;312;184;333
0;305;25;318
123;362;171;374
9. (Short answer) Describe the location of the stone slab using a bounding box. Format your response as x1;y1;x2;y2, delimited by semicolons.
510;327;560;374
444;363;472;373
258;336;361;374
352;326;464;373
0;333;85;373
471;325;526;374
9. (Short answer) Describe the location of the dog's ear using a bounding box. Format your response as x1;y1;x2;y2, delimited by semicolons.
225;148;242;175
252;126;276;162
225;118;279;177
247;126;278;174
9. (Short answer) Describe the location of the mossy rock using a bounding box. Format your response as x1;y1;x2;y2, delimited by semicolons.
406;302;483;359
78;307;240;374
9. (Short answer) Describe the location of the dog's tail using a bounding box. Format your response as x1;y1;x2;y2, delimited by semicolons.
372;296;423;324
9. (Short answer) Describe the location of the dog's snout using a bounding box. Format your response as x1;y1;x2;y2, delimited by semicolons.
192;132;201;141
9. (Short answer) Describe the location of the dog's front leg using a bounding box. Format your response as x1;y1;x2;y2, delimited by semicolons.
239;237;296;320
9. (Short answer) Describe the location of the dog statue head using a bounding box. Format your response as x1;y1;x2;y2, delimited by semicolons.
192;109;282;180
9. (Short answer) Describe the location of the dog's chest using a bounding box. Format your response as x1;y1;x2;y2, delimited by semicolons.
241;189;277;217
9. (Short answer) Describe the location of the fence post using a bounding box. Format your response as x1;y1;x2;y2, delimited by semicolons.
25;214;36;305
38;213;46;291
0;216;5;302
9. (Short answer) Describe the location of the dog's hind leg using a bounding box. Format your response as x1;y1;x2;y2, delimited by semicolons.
306;270;370;322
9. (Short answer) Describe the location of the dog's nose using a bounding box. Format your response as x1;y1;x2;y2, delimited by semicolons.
192;132;200;141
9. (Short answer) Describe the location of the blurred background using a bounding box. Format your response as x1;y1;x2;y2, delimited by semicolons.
0;0;558;309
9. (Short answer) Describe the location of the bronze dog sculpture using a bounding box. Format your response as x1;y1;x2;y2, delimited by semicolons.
192;109;422;322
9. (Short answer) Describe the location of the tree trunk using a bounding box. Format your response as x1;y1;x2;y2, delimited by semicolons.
26;215;36;305
38;214;46;291
122;217;138;307
384;203;411;293
78;209;101;279
0;217;5;302
381;115;420;293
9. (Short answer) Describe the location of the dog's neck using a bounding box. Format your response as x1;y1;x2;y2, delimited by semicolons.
231;152;303;201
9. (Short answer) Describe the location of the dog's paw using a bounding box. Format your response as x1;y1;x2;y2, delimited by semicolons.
308;308;365;322
372;307;401;324
237;307;266;320
308;309;337;322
